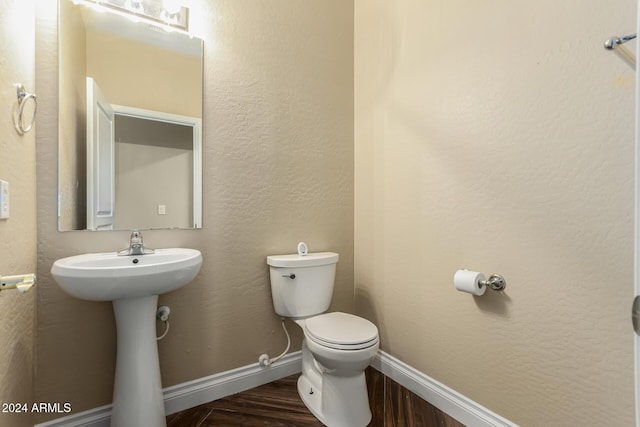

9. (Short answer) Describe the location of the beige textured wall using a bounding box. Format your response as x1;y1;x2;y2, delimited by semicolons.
355;1;636;426
0;1;36;427
36;0;353;422
86;30;202;118
115;117;193;229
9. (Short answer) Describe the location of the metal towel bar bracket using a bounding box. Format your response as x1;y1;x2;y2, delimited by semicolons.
604;33;636;68
479;274;506;291
604;33;637;50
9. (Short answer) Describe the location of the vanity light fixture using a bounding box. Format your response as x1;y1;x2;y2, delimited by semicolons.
72;0;190;34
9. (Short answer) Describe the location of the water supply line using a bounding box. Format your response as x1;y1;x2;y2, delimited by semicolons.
156;306;171;341
258;318;291;367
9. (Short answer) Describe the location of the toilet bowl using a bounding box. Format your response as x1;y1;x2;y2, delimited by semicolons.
295;312;379;427
266;251;379;427
300;312;379;372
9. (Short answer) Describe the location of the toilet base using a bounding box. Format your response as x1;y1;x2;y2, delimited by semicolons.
297;375;324;423
296;341;372;427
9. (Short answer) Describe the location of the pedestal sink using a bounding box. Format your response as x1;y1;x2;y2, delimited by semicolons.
51;248;202;427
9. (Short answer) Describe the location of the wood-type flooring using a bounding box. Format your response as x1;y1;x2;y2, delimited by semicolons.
166;367;466;426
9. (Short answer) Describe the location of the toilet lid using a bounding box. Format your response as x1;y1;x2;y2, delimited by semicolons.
304;312;378;350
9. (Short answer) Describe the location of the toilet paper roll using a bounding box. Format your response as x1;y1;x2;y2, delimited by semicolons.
453;270;486;296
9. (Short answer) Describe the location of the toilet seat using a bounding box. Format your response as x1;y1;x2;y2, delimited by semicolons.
304;312;379;351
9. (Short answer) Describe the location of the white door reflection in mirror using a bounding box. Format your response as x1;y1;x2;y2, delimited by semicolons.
86;77;115;230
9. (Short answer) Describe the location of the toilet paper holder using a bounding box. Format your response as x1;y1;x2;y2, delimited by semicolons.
0;273;36;293
479;274;506;291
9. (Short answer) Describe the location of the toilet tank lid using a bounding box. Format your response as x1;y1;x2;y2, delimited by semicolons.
266;252;339;267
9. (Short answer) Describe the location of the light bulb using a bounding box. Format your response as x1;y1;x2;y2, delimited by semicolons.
125;0;144;14
163;0;181;15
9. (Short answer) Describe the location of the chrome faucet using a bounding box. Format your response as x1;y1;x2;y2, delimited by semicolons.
118;230;155;256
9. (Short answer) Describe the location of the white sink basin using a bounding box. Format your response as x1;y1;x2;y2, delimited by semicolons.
50;247;202;427
51;248;202;301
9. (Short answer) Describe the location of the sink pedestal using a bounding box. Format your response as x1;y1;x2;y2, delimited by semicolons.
112;295;166;427
50;248;202;427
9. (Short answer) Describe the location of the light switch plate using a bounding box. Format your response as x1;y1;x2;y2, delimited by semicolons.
0;180;9;219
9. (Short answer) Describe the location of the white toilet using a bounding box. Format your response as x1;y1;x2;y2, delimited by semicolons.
266;251;379;427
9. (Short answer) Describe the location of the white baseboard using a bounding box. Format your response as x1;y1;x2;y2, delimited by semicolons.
372;351;518;427
35;349;516;427
34;351;302;427
163;351;302;415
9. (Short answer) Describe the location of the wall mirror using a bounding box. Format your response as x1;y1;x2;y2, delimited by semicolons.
58;0;203;231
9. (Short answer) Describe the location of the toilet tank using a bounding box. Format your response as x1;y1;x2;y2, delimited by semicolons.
266;252;339;318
